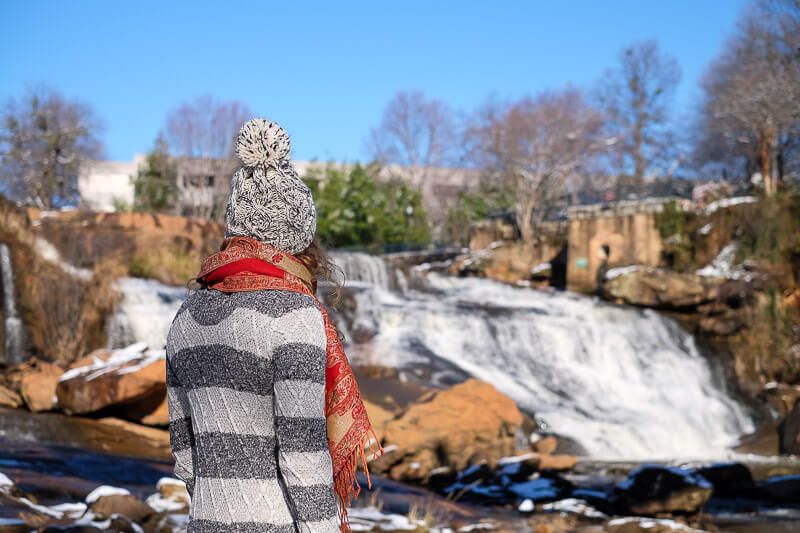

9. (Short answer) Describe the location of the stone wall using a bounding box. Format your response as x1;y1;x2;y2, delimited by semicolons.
566;200;668;293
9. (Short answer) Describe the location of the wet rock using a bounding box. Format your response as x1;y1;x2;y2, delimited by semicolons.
779;401;800;455
137;394;169;426
532;435;558;454
19;360;63;412
539;454;577;472
498;454;541;483
606;516;703;533
374;379;524;482
56;345;166;416
734;419;780;456
615;465;713;515
509;476;573;505
601;267;725;310
692;462;756;498
0;406;170;460
759;475;800;503
89;493;154;523
0;384;22;408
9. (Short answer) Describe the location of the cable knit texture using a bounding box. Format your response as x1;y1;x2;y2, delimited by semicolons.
225;118;316;255
166;288;339;533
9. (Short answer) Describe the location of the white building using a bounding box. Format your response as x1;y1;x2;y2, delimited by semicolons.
78;156;144;212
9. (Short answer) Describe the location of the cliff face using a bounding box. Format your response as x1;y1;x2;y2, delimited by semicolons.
0;201;225;365
29;209;224;286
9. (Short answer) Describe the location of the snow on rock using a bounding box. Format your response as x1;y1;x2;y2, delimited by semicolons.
0;472;13;489
146;492;187;513
85;485;131;503
347;506;426;531
607;517;705;532
59;342;165;382
541;498;608;519
49;502;88;518
156;477;186;490
531;262;551;275
35;237;93;281
603;265;642;280
698;222;714;236
703;196;758;215
696;242;751;281
518;499;534;512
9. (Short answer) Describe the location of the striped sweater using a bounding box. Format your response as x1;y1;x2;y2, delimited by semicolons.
165;288;339;533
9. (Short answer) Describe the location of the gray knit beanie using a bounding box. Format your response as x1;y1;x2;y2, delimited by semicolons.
225;118;316;254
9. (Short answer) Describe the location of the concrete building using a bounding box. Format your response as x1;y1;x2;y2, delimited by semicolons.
77;156;144;212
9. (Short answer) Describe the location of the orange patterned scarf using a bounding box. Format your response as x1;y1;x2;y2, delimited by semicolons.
196;236;381;532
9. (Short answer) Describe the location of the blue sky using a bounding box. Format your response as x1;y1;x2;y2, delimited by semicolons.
1;1;747;163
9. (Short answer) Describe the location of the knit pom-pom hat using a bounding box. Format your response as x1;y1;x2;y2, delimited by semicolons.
225;118;316;254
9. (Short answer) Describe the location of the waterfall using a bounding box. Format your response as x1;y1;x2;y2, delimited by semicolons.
330;251;392;289
0;243;24;364
106;278;186;350
332;252;754;459
100;250;755;459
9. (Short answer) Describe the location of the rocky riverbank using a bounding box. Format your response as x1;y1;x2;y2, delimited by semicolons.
1;353;799;532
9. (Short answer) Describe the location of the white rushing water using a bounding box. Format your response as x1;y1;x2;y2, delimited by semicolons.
0;243;24;364
106;278;186;350
106;252;754;459
335;254;754;459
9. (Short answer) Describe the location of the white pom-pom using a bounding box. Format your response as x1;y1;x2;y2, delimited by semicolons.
236;118;291;167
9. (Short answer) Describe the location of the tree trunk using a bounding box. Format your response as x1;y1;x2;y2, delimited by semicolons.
757;127;775;196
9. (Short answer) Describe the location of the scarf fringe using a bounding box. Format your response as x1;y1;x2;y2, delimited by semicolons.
334;430;383;533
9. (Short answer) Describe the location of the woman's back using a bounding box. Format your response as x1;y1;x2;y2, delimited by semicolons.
165;288;339;532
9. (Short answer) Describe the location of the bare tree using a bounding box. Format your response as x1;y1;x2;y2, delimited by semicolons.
163;96;252;219
368;90;458;179
466;89;605;243
595;40;681;184
0;87;103;208
696;0;800;194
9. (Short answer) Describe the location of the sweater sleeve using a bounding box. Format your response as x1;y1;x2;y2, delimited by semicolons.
273;305;339;532
166;355;196;497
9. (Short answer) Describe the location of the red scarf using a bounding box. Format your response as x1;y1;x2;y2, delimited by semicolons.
196;236;381;532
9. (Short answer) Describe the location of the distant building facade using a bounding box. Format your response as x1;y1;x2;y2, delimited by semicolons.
77;156;144;212
78;157;479;229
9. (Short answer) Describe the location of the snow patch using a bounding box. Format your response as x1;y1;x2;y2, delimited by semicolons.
0;472;13;488
704;196;758;215
541;498;608;519
604;265;641;280
85;485;131;503
59;343;164;382
607;517;704;532
696;242;751;281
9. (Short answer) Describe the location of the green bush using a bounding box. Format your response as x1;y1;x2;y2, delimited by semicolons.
303;163;430;251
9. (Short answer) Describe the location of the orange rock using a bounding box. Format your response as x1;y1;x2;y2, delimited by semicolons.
0;384;22;408
533;435;558;454
56;349;166;415
539;453;577;471
19;361;63;412
139;394;169;426
374;379;524;482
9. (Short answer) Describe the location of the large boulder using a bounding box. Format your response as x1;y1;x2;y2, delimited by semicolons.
0;384;22;408
19;360;63;412
602;267;725;310
615;466;713;516
56;343;166;416
373;379;524;482
779;401;800;455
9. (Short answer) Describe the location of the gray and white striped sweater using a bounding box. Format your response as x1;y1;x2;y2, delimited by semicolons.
165;288;339;533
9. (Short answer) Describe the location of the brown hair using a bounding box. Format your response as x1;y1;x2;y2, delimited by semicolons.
296;235;344;307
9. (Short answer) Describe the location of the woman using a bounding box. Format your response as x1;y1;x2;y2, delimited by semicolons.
165;118;379;533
